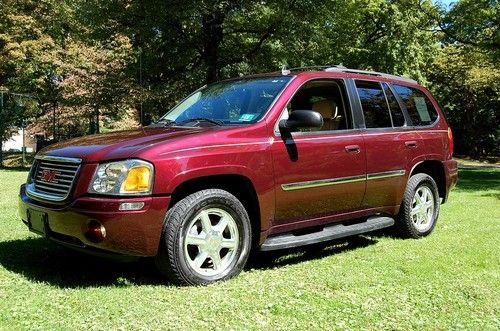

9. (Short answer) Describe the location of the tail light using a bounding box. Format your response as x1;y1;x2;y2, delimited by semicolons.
447;127;454;157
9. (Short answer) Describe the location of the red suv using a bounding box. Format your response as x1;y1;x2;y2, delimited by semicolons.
19;66;458;285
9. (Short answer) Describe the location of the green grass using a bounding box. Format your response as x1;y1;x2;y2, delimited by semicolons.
454;155;499;167
0;169;499;330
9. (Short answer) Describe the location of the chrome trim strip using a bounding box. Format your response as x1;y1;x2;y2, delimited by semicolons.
281;170;406;191
367;170;406;180
35;180;71;189
281;174;366;191
26;183;68;201
38;166;79;173
35;155;82;164
34;183;69;193
35;178;73;185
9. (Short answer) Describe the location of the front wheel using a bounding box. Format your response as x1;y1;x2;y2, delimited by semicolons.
396;173;440;238
155;189;252;285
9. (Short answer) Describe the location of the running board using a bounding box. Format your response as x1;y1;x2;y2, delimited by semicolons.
260;216;395;251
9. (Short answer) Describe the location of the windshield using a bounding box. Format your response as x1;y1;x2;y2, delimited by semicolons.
158;77;292;126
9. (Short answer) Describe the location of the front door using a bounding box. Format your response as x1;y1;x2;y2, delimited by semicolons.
271;79;367;229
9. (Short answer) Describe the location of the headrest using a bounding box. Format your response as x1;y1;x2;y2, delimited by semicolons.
312;100;337;119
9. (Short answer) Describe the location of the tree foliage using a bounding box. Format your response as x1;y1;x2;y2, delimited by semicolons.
426;0;499;156
0;0;498;159
429;45;499;156
439;0;499;52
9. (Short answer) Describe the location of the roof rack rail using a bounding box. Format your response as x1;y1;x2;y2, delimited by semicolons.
286;65;347;72
324;67;417;84
280;65;417;84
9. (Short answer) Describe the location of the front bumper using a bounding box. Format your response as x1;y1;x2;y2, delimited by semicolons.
19;184;171;256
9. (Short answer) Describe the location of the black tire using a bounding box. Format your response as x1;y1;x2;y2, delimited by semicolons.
155;189;252;285
395;173;440;238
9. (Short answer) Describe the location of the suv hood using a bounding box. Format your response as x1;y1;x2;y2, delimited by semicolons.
38;127;210;163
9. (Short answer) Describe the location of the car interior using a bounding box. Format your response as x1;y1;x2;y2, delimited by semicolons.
287;80;351;131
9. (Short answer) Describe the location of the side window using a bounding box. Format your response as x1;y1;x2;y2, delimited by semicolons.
382;83;405;127
286;79;352;132
392;84;439;126
355;80;392;128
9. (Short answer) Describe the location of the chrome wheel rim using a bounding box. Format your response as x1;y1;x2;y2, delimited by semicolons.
410;186;435;232
183;208;239;277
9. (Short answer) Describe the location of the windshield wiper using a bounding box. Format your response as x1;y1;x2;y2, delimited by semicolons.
181;118;224;126
154;118;176;126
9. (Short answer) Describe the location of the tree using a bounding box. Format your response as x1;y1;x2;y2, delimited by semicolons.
57;36;136;135
0;92;39;167
70;0;440;122
0;0;60;165
1;0;496;158
428;45;499;156
423;0;500;157
438;0;499;52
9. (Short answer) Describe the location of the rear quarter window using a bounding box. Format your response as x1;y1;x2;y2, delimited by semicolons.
392;84;439;126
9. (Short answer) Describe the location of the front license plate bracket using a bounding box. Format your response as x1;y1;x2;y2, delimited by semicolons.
27;209;49;236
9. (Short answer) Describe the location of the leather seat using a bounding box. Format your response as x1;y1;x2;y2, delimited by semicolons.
312;100;340;131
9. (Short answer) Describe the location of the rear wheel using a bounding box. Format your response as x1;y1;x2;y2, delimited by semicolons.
396;173;440;238
155;189;252;285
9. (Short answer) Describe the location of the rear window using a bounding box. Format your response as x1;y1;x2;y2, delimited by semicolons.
392;84;439;126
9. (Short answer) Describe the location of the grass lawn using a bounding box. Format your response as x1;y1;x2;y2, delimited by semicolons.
0;168;499;330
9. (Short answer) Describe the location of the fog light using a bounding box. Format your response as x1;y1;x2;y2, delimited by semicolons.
85;220;106;243
119;202;145;211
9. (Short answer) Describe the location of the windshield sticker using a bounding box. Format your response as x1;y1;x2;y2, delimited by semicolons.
414;97;431;122
239;114;257;121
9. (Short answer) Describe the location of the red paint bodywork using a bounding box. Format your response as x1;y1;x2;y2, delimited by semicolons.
18;70;458;256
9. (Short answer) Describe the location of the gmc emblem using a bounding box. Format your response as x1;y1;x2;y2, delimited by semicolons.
40;169;61;183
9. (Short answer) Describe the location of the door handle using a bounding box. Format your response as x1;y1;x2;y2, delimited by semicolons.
345;145;361;154
405;141;418;148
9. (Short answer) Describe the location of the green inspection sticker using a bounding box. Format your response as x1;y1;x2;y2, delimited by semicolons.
239;114;257;121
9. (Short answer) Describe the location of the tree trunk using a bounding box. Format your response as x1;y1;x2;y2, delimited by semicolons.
95;107;100;134
0;140;3;168
89;107;100;134
202;11;225;84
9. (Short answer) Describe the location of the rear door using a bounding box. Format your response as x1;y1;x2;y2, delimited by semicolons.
354;80;416;209
271;79;366;229
391;83;443;161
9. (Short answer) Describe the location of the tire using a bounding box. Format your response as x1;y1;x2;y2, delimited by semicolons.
155;189;252;285
395;173;440;238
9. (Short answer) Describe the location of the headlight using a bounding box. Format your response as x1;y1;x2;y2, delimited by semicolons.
88;159;154;195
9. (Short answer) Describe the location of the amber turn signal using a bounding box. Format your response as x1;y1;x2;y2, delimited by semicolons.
122;166;152;193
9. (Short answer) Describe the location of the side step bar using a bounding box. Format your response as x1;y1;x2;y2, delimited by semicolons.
260;216;395;251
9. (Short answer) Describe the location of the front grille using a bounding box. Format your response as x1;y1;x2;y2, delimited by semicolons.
27;156;82;202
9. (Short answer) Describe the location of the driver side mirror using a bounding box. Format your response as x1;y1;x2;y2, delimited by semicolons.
279;110;323;132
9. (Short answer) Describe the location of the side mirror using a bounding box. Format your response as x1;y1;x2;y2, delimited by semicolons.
279;110;323;132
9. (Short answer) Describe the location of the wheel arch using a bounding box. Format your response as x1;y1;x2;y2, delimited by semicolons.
409;160;446;201
169;174;261;248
